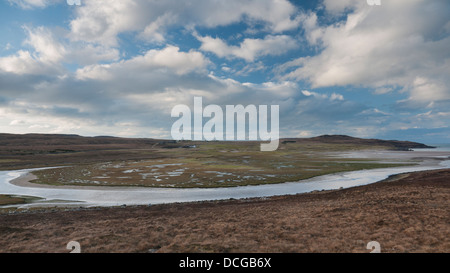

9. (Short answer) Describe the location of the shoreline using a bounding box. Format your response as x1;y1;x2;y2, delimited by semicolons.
8;156;448;192
4;156;450;208
2;162;448;213
2;170;418;214
9;147;449;191
9;171;139;191
1;167;448;253
8;165;416;191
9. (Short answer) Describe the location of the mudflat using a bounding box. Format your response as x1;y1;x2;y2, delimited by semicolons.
0;133;431;188
0;168;448;253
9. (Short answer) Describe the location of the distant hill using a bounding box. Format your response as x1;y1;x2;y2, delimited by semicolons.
0;133;161;147
281;134;434;150
0;133;166;170
0;133;434;151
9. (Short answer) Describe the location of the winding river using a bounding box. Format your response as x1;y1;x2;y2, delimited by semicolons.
1;148;449;208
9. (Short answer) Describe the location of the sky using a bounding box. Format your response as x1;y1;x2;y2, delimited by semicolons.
0;0;449;144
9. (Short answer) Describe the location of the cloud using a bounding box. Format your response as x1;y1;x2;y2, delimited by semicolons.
0;50;47;75
137;12;178;43
7;0;57;9
301;90;344;101
0;44;214;137
68;0;302;46
0;69;303;138
0;26;65;75
76;45;210;80
197;34;298;62
278;0;450;104
0;25;120;75
321;0;364;14
2;0;450;143
24;26;66;64
273;89;381;138
301;90;327;99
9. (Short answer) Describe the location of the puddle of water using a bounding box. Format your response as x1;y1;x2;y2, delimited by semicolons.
148;163;184;168
167;171;184;177
122;169;141;174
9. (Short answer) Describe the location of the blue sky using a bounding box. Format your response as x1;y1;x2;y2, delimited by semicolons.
0;0;449;144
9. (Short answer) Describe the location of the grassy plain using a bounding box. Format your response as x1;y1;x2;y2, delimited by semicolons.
28;141;412;188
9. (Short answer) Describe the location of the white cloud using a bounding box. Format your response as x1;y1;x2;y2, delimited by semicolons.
9;119;26;125
76;45;209;80
0;26;66;75
301;90;327;99
279;0;450;104
409;77;449;102
68;0;301;46
138;13;178;43
197;34;298;62
69;0;146;47
321;0;364;14
24;26;66;64
144;46;209;75
330;93;344;101
0;25;121;75
75;63;111;81
66;43;120;66
8;0;57;9
0;50;45;74
301;90;343;101
2;0;450;142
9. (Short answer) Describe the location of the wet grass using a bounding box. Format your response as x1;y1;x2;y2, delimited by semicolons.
0;195;42;206
0;195;27;206
30;141;414;188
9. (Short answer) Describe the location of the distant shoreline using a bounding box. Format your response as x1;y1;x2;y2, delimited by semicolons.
10;171;137;191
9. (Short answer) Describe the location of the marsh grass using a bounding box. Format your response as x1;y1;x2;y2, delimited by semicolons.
30;141;413;188
0;194;43;206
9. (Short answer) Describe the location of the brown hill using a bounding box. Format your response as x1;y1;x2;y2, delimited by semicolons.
281;134;434;150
